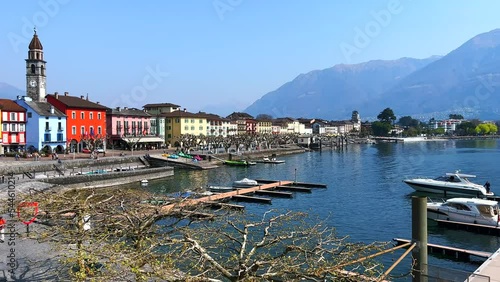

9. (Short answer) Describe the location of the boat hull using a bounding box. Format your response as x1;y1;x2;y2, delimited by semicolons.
404;180;490;197
427;204;499;226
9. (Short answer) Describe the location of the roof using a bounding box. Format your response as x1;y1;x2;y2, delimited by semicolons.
0;99;27;112
161;110;206;118
446;198;498;206
29;32;43;50
24;101;66;117
108;107;152;117
226;112;254;120
143;103;180;108
46;94;109;110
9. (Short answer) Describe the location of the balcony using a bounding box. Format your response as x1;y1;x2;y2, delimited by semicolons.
45;127;52;132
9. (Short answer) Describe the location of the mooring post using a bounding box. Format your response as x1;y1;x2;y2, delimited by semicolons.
412;196;428;282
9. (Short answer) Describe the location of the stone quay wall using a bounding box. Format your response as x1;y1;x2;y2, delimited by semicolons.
40;166;174;190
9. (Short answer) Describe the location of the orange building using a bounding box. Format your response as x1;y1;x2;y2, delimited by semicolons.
46;92;109;152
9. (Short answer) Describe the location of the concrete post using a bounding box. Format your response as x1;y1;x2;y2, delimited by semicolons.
412;196;428;282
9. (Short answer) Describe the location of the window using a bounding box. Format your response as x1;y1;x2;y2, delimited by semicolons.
19;124;25;132
89;126;94;136
27;112;32;118
98;126;102;135
199;126;203;130
89;112;93;120
72;112;76;119
58;122;62;131
81;126;85;135
2;124;7;131
167;134;171;138
81;112;85;119
45;122;50;131
184;119;189;123
11;113;16;121
57;133;63;141
31;64;35;74
199;119;203;123
72;126;76;135
98;113;101;120
191;126;195;130
191;119;195;123
11;124;16;132
44;133;51;142
175;118;180;123
167;126;171;130
184;126;189;130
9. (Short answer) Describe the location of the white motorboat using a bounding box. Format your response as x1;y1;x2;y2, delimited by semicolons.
208;186;234;193
232;178;258;188
403;171;493;197
140;179;149;186
427;198;500;226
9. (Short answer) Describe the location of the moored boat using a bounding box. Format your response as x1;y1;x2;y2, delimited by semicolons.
233;178;258;188
208;186;234;193
427;197;500;226
255;157;285;164
403;171;493;197
224;160;256;166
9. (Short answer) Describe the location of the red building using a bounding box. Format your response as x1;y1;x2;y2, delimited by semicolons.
46;92;109;152
0;99;27;154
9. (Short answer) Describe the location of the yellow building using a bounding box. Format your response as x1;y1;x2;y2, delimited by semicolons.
257;119;272;134
162;110;207;145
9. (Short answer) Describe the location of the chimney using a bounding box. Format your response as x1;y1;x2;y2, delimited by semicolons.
96;101;100;105
183;108;187;112
116;107;121;111
124;107;128;110
50;106;54;114
55;92;59;99
80;95;85;99
64;92;68;96
17;95;21;100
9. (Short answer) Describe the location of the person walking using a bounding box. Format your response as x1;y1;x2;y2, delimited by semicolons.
0;216;6;243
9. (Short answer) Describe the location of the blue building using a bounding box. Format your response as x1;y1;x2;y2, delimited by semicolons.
16;96;67;153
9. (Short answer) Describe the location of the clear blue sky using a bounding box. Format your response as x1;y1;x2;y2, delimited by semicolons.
2;1;500;116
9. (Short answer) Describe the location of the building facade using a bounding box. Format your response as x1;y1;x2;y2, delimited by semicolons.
46;92;108;152
0;99;27;153
106;107;163;150
143;103;181;142
16;96;67;153
163;110;208;146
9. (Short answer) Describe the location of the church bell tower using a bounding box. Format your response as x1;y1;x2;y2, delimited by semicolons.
26;28;46;102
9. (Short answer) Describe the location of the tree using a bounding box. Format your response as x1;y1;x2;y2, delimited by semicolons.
371;121;392;137
449;114;464;119
456;122;477;136
174;210;392;281
377;108;396;124
397;116;420;127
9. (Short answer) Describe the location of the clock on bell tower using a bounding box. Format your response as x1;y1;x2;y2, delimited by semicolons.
26;28;47;102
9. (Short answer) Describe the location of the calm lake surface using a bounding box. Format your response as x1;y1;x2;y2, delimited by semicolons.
132;139;500;280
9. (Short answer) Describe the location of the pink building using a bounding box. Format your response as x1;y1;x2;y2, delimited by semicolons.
106;107;163;150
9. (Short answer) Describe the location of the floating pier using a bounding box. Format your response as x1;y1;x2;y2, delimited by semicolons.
254;190;293;198
434;219;500;236
232;195;272;204
256;179;327;188
393;238;491;261
276;185;312;193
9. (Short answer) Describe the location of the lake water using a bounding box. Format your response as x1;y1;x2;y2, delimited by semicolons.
134;139;500;280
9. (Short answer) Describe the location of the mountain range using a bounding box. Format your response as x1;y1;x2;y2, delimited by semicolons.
245;29;500;121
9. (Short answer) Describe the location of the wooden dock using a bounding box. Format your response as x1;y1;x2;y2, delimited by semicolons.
470;248;500;282
435;219;500;236
255;190;293;198
161;181;293;212
276;185;312;193
232;195;272;204
256;179;327;188
393;238;491;261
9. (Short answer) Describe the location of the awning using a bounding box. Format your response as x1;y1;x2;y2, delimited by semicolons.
122;137;164;143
